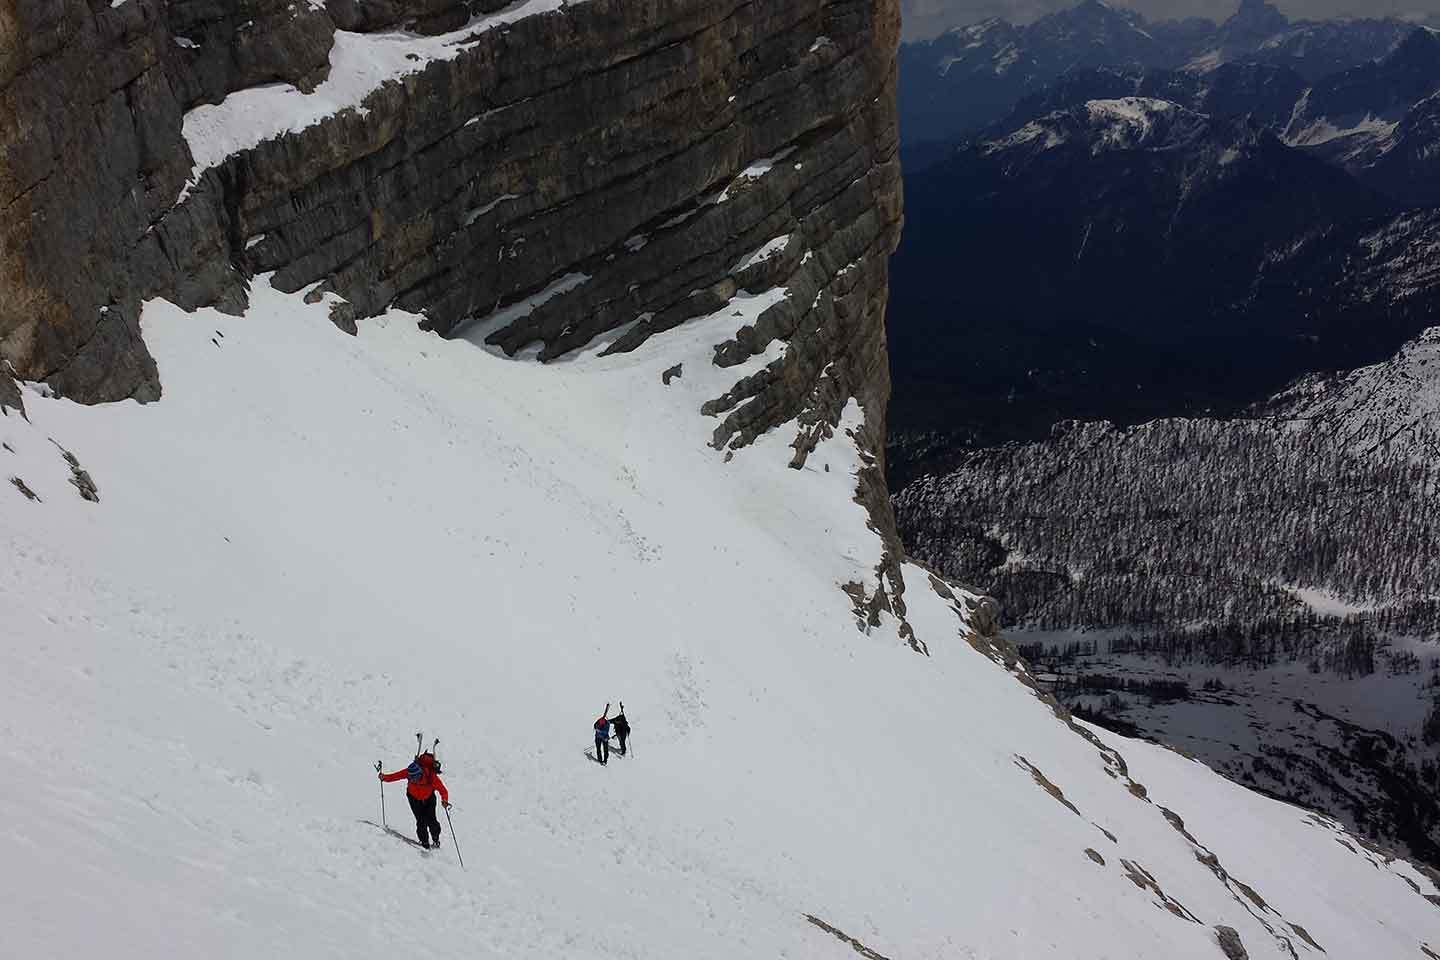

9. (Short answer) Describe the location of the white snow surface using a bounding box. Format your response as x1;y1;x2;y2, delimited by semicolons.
731;234;793;274
3;279;1440;958
989;119;1069;153
1285;113;1401;151
457;271;590;343
987;99;1192;159
1280;583;1382;617
1086;97;1176;150
1185;48;1227;73
714;148;797;203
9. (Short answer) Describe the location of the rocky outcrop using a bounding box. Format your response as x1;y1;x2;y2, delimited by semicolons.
0;362;23;419
1214;925;1249;960
2;1;179;401
1;0;911;625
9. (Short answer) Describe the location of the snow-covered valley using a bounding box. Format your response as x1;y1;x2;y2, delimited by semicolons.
1017;632;1440;866
3;279;1440;958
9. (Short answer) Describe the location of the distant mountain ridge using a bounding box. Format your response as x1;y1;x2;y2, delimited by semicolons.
899;0;1417;147
1357;92;1440;207
1284;28;1440;159
909;22;1440;213
888;91;1419;475
900;1;1192;146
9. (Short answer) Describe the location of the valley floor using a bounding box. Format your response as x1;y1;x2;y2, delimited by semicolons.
1017;634;1440;868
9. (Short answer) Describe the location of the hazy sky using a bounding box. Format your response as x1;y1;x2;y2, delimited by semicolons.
901;0;1440;39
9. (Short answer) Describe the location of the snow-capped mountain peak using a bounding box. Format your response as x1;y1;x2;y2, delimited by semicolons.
1087;96;1180;146
985;97;1216;161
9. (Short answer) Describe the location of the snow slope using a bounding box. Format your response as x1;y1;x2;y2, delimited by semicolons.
3;279;1440;959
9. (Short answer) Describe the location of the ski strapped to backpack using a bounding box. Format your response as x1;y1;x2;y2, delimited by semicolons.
413;732;443;772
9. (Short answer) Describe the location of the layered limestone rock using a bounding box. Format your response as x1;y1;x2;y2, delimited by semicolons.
1;0;912;633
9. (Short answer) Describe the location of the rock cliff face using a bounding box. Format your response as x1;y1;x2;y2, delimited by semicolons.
1;0;910;625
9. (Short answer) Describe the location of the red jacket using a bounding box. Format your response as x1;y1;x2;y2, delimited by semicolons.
382;753;449;803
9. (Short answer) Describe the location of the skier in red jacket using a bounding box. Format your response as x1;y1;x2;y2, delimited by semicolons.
380;751;450;848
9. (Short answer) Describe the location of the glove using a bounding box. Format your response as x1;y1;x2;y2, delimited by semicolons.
442;800;451;809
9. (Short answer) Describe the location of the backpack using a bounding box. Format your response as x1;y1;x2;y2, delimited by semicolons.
408;753;441;784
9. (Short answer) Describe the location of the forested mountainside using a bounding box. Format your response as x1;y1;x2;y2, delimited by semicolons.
896;325;1440;640
894;324;1440;865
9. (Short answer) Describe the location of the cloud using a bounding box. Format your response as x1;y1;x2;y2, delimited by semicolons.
901;0;1440;40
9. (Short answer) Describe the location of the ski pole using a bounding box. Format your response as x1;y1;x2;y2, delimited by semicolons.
443;803;464;869
375;761;386;828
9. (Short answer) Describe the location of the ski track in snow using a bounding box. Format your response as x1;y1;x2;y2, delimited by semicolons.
2;279;1439;958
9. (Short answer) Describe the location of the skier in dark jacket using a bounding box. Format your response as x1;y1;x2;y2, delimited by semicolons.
611;702;630;756
594;704;611;765
380;751;450;848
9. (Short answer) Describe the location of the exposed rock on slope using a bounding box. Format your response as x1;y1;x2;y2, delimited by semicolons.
1;0;912;627
0;363;23;419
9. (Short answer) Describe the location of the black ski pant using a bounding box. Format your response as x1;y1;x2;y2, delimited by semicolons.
595;736;609;764
616;730;628;755
408;793;441;846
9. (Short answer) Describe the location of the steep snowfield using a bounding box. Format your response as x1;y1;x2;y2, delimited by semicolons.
4;280;1440;959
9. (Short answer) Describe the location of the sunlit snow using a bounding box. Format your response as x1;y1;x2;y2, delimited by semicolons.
2;280;1438;958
